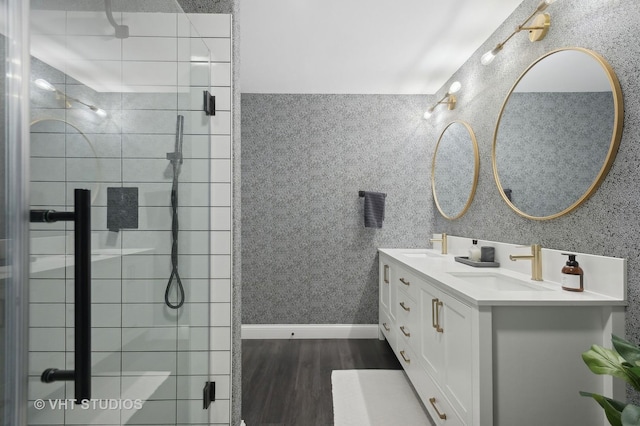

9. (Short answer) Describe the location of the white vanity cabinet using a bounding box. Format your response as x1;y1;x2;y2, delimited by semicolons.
378;247;626;426
380;255;472;425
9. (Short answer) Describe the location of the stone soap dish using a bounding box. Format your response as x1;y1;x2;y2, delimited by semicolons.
454;256;500;268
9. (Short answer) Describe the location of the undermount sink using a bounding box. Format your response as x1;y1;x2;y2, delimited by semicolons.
401;251;441;258
447;271;545;292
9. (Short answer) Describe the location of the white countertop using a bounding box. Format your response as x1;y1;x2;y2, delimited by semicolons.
379;248;626;307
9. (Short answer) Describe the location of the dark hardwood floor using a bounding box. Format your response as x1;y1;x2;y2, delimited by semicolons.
241;338;402;426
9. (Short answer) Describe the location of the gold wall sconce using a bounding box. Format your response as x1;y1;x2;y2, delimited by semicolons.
423;81;462;119
481;0;557;66
34;78;108;117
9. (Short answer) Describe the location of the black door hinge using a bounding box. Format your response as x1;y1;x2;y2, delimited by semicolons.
203;90;216;116
203;381;216;409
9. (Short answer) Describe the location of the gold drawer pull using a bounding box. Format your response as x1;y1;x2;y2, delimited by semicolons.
399;277;410;286
384;264;390;284
383;322;390;331
400;350;410;364
435;300;444;333
429;397;447;420
400;301;410;312
400;326;410;337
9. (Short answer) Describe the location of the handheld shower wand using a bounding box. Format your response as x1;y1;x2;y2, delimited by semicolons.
165;115;184;309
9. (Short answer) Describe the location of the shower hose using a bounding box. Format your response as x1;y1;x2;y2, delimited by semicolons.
165;115;185;309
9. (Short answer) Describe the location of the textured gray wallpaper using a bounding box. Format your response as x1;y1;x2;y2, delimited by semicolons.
178;0;232;14
241;94;434;324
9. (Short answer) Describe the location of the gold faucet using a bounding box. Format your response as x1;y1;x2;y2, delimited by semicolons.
429;233;447;254
509;244;543;281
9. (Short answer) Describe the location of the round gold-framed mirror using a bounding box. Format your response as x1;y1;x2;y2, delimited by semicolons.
492;47;623;220
432;120;479;220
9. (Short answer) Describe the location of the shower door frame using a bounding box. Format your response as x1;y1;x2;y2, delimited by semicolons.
3;0;32;424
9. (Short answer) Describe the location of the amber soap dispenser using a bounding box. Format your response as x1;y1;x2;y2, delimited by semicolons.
561;253;584;292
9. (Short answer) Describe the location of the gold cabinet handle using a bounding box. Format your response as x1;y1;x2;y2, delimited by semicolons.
400;350;410;364
400;326;410;337
435;300;444;333
399;277;410;286
382;322;390;331
384;264;389;284
400;301;410;312
429;397;447;420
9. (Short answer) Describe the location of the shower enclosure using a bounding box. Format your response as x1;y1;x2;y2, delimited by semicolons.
3;0;233;424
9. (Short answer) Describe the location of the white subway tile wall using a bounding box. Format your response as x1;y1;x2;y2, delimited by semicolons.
28;11;232;426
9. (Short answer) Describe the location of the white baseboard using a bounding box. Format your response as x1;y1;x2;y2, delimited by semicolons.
241;324;379;339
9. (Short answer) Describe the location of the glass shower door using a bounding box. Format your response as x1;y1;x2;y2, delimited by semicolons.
27;1;213;424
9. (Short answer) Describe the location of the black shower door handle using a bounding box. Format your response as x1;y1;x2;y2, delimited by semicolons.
31;188;91;403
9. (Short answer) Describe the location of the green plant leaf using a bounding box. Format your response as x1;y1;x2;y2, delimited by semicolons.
613;335;640;366
580;391;626;426
583;345;629;382
629;366;640;380
622;404;640;426
622;365;640;391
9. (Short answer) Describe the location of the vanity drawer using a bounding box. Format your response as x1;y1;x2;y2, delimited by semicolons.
394;344;465;425
395;337;417;373
396;268;422;302
379;308;395;349
396;297;417;347
413;364;466;426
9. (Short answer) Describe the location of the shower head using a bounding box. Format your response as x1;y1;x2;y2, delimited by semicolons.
104;0;129;39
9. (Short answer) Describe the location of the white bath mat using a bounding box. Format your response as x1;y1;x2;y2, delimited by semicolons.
331;369;432;426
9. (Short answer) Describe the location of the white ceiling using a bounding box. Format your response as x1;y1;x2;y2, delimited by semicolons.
240;0;524;95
